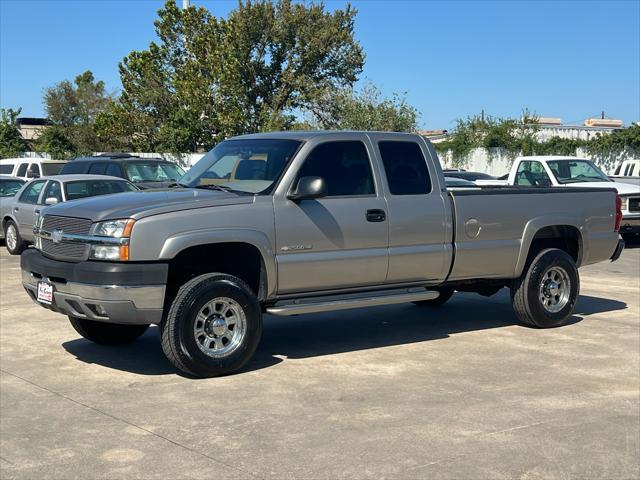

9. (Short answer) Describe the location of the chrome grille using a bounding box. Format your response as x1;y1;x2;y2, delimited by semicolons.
629;197;640;213
40;216;92;261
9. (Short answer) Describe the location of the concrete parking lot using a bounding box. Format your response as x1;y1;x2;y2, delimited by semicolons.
1;246;638;479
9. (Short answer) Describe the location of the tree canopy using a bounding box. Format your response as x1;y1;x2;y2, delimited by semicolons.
0;108;28;158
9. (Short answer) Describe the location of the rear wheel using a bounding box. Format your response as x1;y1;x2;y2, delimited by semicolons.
511;248;579;328
4;220;25;255
69;317;149;345
161;273;262;377
414;287;455;307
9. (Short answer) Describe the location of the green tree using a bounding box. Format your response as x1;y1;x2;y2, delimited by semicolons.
36;125;76;159
43;70;113;154
98;0;365;153
0;108;28;158
309;83;419;132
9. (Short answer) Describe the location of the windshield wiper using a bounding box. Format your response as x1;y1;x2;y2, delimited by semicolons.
194;184;253;195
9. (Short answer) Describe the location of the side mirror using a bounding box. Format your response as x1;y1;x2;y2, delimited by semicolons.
45;197;59;205
288;176;328;201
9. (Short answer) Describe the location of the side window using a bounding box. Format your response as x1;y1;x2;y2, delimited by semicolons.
19;180;46;204
62;161;87;174
42;181;63;204
16;163;29;177
297;141;375;196
29;163;41;177
379;141;432;195
88;162;107;175
105;163;123;178
515;161;551;186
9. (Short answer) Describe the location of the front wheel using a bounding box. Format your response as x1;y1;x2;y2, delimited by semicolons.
161;273;262;377
4;220;25;255
511;248;579;328
69;317;149;344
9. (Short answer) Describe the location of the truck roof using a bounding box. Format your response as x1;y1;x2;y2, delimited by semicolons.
231;130;422;141
516;155;590;162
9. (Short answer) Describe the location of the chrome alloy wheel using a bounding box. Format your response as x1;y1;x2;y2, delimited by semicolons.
6;224;17;251
193;297;247;358
538;266;571;313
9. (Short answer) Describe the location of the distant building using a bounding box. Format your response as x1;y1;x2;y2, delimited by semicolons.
417;129;448;143
524;116;624;142
16;117;51;141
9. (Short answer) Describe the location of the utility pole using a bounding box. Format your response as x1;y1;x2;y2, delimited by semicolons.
601;111;605;119
481;109;485;123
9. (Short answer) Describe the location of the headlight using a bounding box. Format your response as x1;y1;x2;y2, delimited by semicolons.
93;219;134;238
620;197;629;212
89;219;135;261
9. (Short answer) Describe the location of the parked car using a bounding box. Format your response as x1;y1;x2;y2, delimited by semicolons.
444;176;478;188
2;175;137;254
0;158;67;179
443;170;506;186
506;156;640;237
60;154;186;189
0;176;26;243
21;131;623;377
610;159;640;186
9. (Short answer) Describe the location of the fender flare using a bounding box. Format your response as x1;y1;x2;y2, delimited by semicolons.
158;228;277;298
514;215;585;277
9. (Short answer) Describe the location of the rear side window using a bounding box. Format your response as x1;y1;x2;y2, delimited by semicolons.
16;163;29;177
105;163;123;177
19;180;45;204
88;162;107;175
0;165;13;174
61;162;88;175
515;161;552;186
297;141;375;196
379;141;432;195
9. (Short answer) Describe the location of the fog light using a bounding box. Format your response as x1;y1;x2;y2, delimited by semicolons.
89;245;121;261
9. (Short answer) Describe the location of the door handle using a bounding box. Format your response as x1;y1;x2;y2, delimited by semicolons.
366;209;386;222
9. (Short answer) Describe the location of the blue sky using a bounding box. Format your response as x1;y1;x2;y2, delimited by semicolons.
1;0;638;129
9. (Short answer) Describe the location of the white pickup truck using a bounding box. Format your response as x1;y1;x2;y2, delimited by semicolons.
506;156;640;237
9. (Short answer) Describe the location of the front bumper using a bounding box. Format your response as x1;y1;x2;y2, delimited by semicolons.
21;249;168;325
620;215;640;234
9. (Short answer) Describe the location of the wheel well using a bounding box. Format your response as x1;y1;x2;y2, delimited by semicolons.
164;242;266;312
528;225;582;264
2;216;12;230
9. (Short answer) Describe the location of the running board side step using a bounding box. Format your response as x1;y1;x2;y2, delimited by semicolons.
266;287;439;316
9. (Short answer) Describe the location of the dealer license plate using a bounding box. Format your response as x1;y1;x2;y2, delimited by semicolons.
37;281;54;305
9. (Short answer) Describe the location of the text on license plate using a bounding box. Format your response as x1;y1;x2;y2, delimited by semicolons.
37;282;53;304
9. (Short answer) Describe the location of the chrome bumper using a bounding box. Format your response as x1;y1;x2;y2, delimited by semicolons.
22;270;164;325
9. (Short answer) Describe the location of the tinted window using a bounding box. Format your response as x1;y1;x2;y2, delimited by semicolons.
42;181;63;204
19;180;45;204
29;164;41;176
297;141;374;196
0;165;14;174
0;179;24;196
41;163;65;175
105;163;123;177
515;161;552;186
16;163;29;177
61;161;88;174
379;141;431;195
65;180;137;201
88;162;107;175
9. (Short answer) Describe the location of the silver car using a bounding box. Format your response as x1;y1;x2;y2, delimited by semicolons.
2;175;137;254
0;176;26;241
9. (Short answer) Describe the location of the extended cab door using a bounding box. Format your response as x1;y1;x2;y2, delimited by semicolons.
373;135;453;284
273;136;389;293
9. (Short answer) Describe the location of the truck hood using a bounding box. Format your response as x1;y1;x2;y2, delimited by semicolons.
562;181;640;195
41;188;254;222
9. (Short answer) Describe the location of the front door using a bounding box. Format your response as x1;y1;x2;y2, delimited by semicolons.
274;138;389;294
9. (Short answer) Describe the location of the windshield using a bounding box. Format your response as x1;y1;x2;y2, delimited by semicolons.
41;163;66;175
0;179;24;196
65;180;138;201
547;160;610;184
125;162;185;183
179;139;302;194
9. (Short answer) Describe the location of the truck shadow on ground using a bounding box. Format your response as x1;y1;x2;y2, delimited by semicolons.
61;291;627;377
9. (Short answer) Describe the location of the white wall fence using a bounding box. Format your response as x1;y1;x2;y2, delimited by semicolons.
436;147;638;176
17;152;206;168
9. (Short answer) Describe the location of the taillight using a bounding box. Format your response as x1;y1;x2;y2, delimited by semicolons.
614;194;622;232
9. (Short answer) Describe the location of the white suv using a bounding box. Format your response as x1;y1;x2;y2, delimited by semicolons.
0;158;67;179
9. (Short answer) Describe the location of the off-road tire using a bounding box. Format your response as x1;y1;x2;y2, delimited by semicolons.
160;273;262;378
511;248;579;328
414;287;455;307
4;220;25;255
69;317;149;344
